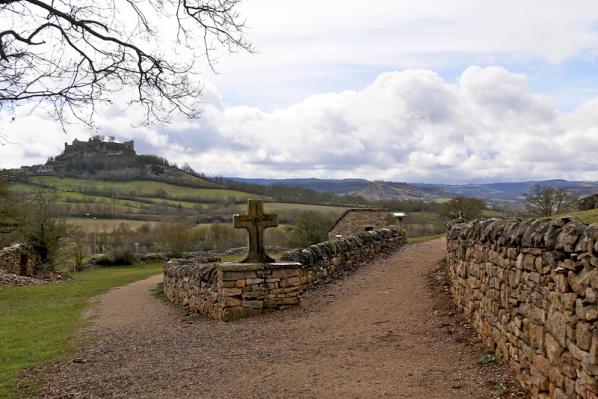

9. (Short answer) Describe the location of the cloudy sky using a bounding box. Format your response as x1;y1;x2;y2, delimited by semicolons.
2;0;598;183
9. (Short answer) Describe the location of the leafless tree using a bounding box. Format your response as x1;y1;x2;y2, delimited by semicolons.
0;0;252;130
524;185;576;217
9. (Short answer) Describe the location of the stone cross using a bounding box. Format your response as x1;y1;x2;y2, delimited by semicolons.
233;199;278;263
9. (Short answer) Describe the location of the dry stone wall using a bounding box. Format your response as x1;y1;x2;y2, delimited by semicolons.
447;218;598;399
163;227;406;321
163;261;302;321
282;226;406;284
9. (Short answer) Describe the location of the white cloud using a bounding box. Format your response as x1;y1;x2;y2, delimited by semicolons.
207;0;598;108
4;65;596;184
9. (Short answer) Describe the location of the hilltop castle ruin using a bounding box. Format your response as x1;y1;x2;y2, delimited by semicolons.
2;137;137;179
57;136;135;161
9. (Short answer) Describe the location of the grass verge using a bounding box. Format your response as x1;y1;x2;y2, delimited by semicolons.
0;263;164;398
150;282;168;304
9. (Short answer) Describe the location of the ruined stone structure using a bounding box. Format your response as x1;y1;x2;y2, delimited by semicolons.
328;208;392;240
0;243;44;276
57;137;135;161
163;200;406;321
447;218;598;399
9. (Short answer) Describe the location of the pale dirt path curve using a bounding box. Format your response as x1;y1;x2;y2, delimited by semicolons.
87;274;176;331
42;239;524;398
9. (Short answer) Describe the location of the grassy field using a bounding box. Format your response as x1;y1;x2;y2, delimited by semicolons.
0;263;164;398
481;209;507;218
66;217;163;232
263;202;349;214
27;177;256;202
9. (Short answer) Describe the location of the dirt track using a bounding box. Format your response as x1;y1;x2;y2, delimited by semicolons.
42;239;525;398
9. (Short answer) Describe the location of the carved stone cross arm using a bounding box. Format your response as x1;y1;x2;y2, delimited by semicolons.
233;199;279;263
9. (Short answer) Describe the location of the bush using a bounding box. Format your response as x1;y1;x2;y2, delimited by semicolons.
439;196;486;220
94;249;137;266
157;222;192;257
20;190;67;264
288;211;336;248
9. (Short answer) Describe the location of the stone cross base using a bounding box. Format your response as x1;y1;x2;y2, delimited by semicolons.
164;261;303;321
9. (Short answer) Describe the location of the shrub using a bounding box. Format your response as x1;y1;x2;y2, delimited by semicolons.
439;196;486;220
94;249;137;266
288;211;336;248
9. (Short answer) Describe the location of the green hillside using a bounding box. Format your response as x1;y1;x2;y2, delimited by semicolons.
26;177;251;201
7;176;354;234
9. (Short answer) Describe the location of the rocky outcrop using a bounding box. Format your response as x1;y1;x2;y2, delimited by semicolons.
447;217;598;399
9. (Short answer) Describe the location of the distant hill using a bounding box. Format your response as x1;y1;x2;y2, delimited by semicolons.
229;178;371;195
232;178;451;202
2;140;367;227
421;179;598;201
231;177;598;204
6;138;597;208
347;181;448;201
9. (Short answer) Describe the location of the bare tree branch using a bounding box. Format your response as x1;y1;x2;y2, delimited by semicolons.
524;185;576;217
0;0;252;130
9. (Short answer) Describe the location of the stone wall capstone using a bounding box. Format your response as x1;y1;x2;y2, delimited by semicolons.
447;217;598;399
163;226;406;321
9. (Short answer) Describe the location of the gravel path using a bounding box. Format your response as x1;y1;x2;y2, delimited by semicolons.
42;239;525;398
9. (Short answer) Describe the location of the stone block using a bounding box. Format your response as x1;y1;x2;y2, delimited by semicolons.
272;268;300;278
242;300;264;309
577;322;593;351
225;297;242;307
221;280;236;288
528;322;545;349
576;299;598;321
222;270;258;281
590;335;598;366
561;293;577;310
577;369;598;394
546;310;567;347
222;288;242;296
241;290;266;299
281;277;301;288
234;279;246;288
545;333;563;364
